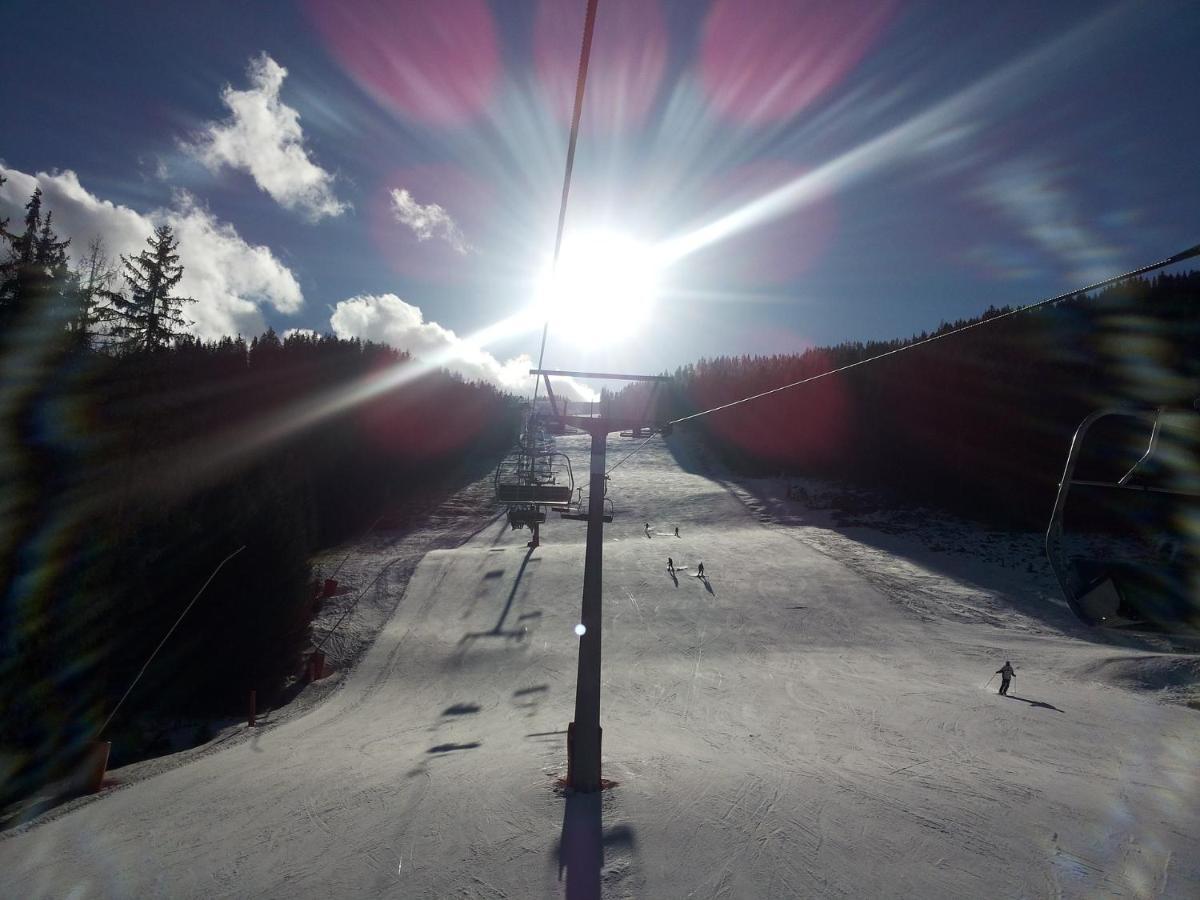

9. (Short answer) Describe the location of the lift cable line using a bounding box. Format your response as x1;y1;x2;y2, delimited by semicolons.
604;430;659;478
587;242;1200;490
663;241;1200;431
529;0;601;410
571;429;658;500
97;545;246;739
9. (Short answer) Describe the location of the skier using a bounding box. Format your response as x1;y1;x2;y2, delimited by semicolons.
996;660;1015;696
674;526;680;538
667;557;675;574
697;562;705;579
645;522;651;537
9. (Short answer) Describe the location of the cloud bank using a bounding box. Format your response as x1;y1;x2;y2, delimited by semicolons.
0;165;303;338
187;53;347;221
389;188;469;253
329;293;597;400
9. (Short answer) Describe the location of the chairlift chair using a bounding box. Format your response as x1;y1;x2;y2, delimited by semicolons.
507;504;546;530
560;496;615;523
494;437;575;549
494;448;575;506
1045;404;1200;634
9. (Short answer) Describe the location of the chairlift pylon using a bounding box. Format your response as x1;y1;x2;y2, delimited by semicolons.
1045;404;1200;634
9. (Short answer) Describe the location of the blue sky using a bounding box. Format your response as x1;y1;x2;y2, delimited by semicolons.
2;0;1197;393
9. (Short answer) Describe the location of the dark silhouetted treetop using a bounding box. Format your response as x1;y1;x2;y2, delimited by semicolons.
0;174;9;242
0;186;72;326
13;186;44;265
36;209;70;269
106;224;195;352
70;236;119;343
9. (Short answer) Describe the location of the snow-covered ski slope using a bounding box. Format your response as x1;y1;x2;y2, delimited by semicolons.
3;433;1198;898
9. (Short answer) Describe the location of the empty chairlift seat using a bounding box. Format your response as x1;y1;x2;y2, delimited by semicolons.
1046;405;1200;634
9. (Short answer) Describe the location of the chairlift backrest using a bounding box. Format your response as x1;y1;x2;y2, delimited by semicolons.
1046;404;1200;633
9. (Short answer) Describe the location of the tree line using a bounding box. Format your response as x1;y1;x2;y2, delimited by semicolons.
0;180;520;807
650;272;1199;528
0;178;194;352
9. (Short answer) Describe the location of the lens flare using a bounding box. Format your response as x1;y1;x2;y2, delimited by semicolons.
662;6;1127;268
305;0;500;126
700;0;897;125
535;0;668;133
677;161;837;288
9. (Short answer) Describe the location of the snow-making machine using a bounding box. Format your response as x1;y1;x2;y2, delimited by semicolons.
1045;403;1200;633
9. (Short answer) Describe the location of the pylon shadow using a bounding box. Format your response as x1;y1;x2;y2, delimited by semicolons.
494;545;536;634
459;545;538;646
556;790;636;900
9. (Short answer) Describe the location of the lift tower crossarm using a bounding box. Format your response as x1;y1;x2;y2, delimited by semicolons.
530;369;671;382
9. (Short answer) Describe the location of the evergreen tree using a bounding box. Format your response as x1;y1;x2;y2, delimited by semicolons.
0;187;72;328
35;210;70;269
106;224;194;352
13;186;43;266
0;174;9;247
70;236;119;345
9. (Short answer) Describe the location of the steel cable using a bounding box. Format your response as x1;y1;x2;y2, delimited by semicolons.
589;241;1200;479
530;0;600;411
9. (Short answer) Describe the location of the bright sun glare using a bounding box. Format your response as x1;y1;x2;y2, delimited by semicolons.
535;230;661;343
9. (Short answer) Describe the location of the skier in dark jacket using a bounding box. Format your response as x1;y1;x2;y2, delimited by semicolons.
996;661;1015;696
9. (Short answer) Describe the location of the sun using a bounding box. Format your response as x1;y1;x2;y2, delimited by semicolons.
534;230;661;343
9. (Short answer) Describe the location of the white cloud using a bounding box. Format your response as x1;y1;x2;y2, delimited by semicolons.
328;293;597;400
389;188;469;253
187;53;347;221
166;191;304;336
0;165;303;339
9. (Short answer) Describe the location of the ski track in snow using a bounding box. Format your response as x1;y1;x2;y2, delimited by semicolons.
2;433;1198;898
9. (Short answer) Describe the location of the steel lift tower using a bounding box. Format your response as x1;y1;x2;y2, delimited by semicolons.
532;368;670;792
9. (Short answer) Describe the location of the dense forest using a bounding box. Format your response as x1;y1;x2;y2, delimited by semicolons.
0;180;519;806
655;271;1199;528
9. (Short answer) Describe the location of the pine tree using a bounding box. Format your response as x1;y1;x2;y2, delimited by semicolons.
107;224;195;352
0;187;72;328
35;210;70;269
0;174;9;246
13;186;43;266
70;236;119;345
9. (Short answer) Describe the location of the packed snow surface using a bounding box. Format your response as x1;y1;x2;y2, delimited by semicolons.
2;434;1198;898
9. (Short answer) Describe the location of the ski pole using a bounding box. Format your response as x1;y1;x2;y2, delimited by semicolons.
983;673;997;690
